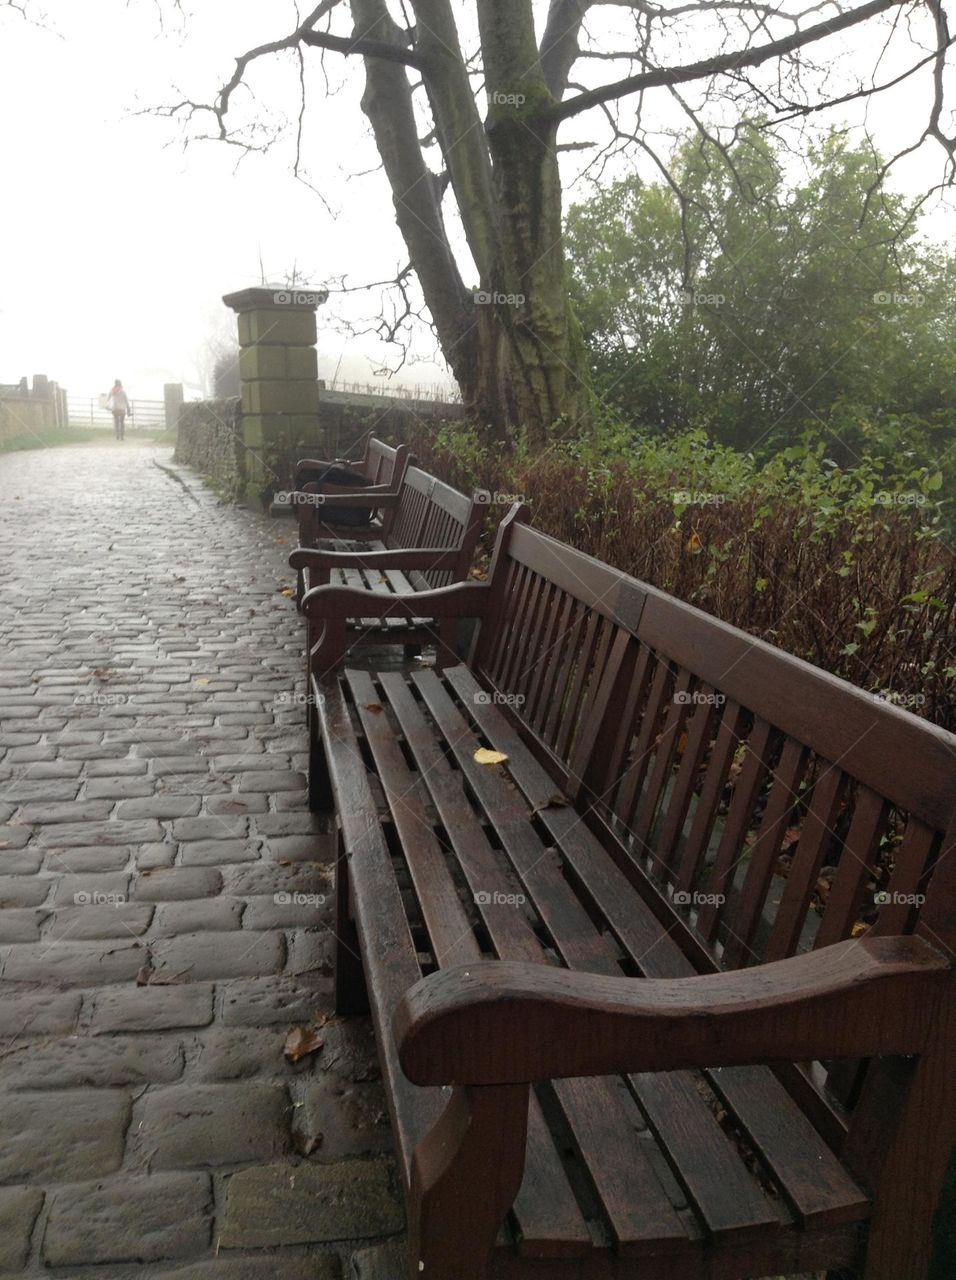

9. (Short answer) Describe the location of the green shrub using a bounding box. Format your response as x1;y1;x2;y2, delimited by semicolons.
407;421;955;727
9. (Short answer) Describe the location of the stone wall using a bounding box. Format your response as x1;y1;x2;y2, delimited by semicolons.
173;398;243;500
0;397;53;446
173;390;462;505
0;374;68;445
319;391;464;461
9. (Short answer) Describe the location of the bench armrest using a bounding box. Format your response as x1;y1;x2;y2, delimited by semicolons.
395;937;950;1086
289;547;461;572
302;579;491;621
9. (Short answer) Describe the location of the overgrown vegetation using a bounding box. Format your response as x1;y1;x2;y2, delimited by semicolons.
401;130;953;729
406;419;955;728
565;130;956;494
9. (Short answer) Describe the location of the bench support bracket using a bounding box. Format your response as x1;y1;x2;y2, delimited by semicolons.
409;1082;530;1280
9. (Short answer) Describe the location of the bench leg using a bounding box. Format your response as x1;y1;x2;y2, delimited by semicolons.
308;710;333;811
851;992;956;1279
408;1083;529;1280
333;831;369;1016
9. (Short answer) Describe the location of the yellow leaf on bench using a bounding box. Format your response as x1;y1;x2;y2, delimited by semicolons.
474;748;508;766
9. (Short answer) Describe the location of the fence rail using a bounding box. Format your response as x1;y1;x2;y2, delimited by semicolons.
321;378;461;404
67;396;168;429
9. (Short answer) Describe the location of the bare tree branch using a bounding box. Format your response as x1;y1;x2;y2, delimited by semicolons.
548;0;910;122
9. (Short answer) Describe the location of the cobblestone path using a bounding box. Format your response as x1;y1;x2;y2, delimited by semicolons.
0;444;403;1279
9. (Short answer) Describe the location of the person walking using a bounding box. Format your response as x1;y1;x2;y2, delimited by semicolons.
107;380;131;440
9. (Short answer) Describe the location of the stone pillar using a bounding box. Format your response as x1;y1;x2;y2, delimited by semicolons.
31;376;57;429
222;286;327;506
164;383;184;431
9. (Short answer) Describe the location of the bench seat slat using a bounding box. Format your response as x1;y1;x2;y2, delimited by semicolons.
413;669;814;1247
378;672;678;1256
408;670;691;1253
443;665;870;1235
314;678;440;1176
375;673;592;1255
631;1070;785;1242
347;670;478;970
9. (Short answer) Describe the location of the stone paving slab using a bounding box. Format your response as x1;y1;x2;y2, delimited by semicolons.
0;445;400;1276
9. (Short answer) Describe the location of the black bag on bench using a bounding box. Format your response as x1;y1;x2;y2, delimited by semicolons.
294;462;374;528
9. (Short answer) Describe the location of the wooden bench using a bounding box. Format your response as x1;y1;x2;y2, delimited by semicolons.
291;465;485;660
294;433;412;552
302;505;955;1280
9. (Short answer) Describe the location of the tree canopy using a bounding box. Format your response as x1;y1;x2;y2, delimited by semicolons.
566;129;956;466
160;1;956;442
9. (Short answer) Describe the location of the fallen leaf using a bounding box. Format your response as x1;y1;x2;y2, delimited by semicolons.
364;702;384;714
284;1025;325;1064
851;921;870;937
686;531;703;554
279;587;296;598
532;793;569;815
475;748;508;766
194;678;210;686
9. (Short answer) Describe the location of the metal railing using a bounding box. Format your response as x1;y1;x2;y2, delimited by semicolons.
321;377;461;404
67;396;168;429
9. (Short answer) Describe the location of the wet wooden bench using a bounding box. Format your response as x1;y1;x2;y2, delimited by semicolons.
303;504;955;1280
293;434;412;557
291;465;484;660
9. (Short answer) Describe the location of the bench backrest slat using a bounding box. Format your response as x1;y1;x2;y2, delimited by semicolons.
365;436;411;487
473;511;956;977
384;466;484;589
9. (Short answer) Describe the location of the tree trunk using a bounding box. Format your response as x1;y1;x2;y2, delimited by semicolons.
474;0;592;445
354;0;593;445
475;110;592;446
